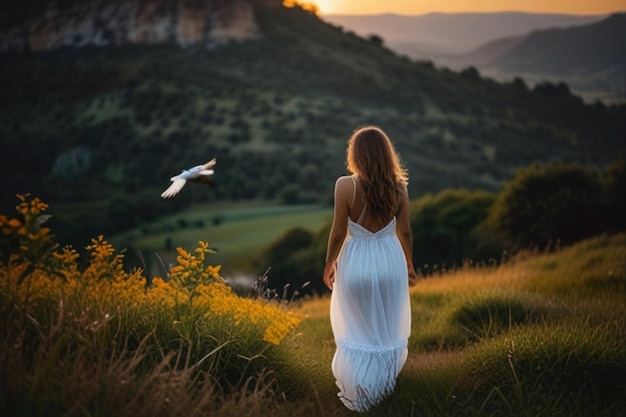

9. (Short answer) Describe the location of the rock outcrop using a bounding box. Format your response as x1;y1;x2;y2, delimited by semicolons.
0;0;282;51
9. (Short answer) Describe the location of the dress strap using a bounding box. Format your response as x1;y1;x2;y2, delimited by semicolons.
350;176;357;208
351;176;367;225
356;203;367;225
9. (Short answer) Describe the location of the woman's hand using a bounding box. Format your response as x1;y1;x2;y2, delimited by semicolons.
408;271;418;287
324;265;336;290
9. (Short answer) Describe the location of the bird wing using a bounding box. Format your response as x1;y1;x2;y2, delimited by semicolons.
203;158;217;169
161;178;187;198
161;158;216;198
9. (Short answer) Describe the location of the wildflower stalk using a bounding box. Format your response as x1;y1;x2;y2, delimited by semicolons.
1;195;303;410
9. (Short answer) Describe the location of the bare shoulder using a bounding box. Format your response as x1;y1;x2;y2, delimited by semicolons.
397;181;409;198
335;175;355;190
334;176;355;202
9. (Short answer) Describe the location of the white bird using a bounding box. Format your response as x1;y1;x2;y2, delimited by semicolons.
161;158;216;198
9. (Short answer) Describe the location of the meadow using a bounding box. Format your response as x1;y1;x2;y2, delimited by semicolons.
110;202;333;277
1;195;624;416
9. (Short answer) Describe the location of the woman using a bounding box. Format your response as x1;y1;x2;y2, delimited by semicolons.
323;126;417;412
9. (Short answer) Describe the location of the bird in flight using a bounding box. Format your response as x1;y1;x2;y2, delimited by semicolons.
161;158;216;198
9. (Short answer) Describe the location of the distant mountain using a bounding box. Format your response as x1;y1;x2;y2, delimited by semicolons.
323;11;624;103
464;13;626;103
0;0;624;246
450;36;527;67
491;13;626;74
321;12;606;54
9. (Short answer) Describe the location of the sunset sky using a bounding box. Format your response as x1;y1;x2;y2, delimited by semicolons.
314;0;626;16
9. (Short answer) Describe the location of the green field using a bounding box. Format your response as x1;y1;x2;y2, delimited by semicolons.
110;202;333;277
2;195;624;416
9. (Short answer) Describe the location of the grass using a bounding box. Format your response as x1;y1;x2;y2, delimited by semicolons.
271;232;626;416
1;197;303;416
1;196;624;416
111;202;333;275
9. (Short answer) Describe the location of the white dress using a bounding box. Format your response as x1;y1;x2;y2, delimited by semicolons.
330;211;412;412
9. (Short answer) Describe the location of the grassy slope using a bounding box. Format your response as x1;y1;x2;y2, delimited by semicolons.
272;233;626;416
1;195;623;416
110;202;333;276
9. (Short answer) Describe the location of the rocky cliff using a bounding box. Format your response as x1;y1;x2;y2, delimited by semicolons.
0;0;283;51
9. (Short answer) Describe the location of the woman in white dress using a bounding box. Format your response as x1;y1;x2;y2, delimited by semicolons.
323;126;417;412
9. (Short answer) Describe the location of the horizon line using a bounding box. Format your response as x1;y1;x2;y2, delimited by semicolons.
319;10;624;17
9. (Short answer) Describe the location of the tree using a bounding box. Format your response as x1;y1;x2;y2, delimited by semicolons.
367;34;384;47
460;66;481;80
279;185;302;205
259;227;318;298
490;162;604;248
511;77;528;91
264;227;313;267
410;189;496;272
533;81;572;97
283;0;319;15
105;198;137;233
601;157;626;233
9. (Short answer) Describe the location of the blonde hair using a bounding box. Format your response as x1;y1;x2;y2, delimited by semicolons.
346;126;408;220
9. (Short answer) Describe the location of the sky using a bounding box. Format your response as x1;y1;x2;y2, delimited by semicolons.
313;0;626;16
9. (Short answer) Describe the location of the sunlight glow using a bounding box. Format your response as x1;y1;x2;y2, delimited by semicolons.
311;0;336;14
283;0;321;14
313;0;626;15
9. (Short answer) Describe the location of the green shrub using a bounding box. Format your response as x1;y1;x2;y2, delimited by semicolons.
489;162;605;248
410;189;496;272
601;157;626;232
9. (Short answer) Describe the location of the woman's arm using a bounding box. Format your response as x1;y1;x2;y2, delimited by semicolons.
396;183;417;286
323;177;351;290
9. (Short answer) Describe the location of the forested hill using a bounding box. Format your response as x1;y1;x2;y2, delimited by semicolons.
493;13;625;74
0;0;624;246
448;13;626;103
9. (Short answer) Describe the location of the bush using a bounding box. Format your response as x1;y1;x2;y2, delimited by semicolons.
410;189;496;272
257;224;330;298
260;227;314;296
601;157;626;233
489;162;605;248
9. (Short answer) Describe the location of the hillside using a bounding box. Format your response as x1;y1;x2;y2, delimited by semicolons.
321;12;605;55
456;35;526;67
476;13;626;102
492;13;626;73
0;0;625;247
324;12;625;102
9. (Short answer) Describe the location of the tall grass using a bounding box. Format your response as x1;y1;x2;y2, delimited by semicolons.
1;195;624;416
277;233;625;416
0;195;301;416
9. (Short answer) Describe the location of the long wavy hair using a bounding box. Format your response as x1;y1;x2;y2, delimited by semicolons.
346;126;408;220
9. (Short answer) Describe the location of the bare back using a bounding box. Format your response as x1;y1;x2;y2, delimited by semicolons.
349;176;405;233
